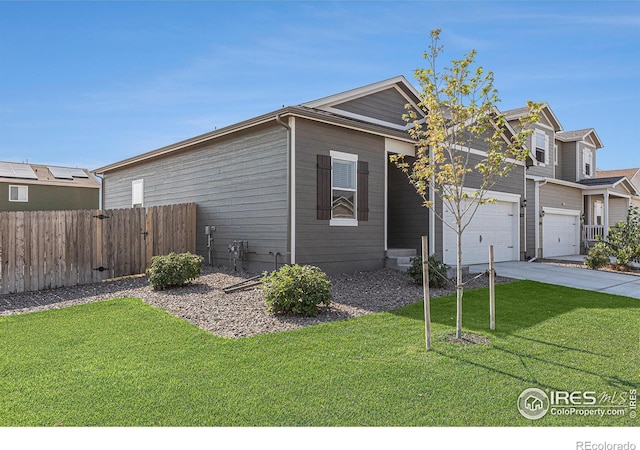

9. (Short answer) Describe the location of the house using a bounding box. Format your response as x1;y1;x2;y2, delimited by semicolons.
596;168;640;210
94;76;623;273
504;104;640;258
0;161;100;212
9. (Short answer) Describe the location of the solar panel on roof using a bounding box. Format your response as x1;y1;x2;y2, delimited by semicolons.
48;166;90;179
0;162;38;179
48;166;74;179
68;168;89;178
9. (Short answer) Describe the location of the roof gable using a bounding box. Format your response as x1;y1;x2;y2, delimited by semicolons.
504;103;562;132
556;128;603;149
302;76;423;131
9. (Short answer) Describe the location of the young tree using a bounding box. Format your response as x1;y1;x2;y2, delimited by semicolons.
392;29;541;339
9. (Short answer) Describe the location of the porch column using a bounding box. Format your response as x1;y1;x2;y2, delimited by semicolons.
603;191;609;238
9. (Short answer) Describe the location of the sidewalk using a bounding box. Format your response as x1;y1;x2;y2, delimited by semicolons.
468;261;640;299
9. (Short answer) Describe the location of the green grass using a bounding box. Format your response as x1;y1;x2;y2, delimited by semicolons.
0;280;638;426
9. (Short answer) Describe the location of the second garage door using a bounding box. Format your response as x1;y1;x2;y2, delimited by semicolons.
443;198;519;266
542;208;580;258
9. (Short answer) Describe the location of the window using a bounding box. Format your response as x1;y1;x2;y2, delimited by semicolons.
132;179;144;207
594;200;603;226
583;148;592;177
535;131;549;164
332;156;357;222
316;152;368;226
8;185;28;202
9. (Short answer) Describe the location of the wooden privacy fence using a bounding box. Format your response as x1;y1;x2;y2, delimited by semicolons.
0;203;196;295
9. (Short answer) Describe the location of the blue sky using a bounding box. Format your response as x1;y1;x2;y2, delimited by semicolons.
0;1;638;171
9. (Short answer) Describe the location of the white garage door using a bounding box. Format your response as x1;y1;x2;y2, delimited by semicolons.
443;199;519;266
543;209;579;258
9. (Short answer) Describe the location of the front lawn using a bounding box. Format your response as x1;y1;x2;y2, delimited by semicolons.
0;281;637;426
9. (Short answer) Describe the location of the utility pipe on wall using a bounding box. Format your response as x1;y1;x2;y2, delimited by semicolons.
276;114;292;264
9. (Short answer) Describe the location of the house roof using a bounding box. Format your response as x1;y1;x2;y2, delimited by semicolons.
0;161;100;188
503;103;563;132
96;76;430;174
94;103;415;174
577;176;625;186
556;128;603;148
597;168;640;181
577;176;640;196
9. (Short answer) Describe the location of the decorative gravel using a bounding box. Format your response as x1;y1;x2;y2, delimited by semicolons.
0;266;512;338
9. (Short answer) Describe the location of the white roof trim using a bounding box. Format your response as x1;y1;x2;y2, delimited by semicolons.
303;75;420;108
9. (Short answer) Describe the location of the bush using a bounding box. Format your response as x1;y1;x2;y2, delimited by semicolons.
261;264;331;317
147;252;204;290
406;254;450;288
584;243;610;270
590;206;640;270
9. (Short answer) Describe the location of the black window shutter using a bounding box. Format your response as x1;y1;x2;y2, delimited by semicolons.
317;154;331;220
357;160;369;221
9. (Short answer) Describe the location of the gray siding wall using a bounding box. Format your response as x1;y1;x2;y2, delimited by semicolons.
0;183;99;212
103;123;289;272
539;183;583;211
560;142;578;182
294;118;385;273
332;88;410;126
525;179;536;258
387;158;429;252
609;198;629;227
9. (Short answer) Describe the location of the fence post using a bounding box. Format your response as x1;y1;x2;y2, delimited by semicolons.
489;244;496;331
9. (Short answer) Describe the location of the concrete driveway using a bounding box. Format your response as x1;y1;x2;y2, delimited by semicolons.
468;261;640;299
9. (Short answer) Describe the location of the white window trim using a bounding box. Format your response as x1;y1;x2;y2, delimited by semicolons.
9;185;28;202
554;143;558;166
329;150;358;227
583;148;593;177
132;179;144;207
534;130;549;166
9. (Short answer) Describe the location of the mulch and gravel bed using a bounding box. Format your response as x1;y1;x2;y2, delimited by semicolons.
0;266;512;338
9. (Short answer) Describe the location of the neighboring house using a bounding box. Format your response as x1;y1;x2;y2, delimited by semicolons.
0;161;100;212
504;106;640;258
597;168;640;210
94;76;625;272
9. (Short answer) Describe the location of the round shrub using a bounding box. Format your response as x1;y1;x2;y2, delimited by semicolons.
406;254;450;288
147;252;204;290
261;264;332;317
584;243;611;270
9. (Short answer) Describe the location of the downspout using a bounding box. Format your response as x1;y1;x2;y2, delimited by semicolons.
276;114;292;264
94;173;104;210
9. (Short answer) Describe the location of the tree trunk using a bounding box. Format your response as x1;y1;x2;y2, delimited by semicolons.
456;227;463;339
422;236;431;351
